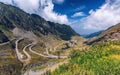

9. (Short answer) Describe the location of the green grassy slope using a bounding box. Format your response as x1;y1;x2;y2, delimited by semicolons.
48;40;120;75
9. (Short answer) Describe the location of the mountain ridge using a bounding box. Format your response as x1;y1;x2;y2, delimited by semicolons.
0;2;79;42
86;23;120;44
82;30;103;39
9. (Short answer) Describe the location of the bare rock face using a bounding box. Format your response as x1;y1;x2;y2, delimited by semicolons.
12;27;38;41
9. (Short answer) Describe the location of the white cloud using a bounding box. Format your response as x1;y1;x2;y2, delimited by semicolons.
72;12;85;18
0;0;13;4
12;0;40;13
0;0;69;24
82;0;120;31
38;0;69;24
53;0;64;4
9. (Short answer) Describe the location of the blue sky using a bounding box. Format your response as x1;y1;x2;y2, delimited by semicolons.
53;0;105;18
53;0;105;34
0;0;120;35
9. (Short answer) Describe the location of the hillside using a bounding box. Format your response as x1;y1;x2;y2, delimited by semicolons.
0;2;78;41
86;23;120;44
44;23;120;75
0;30;9;43
49;40;120;75
0;2;82;75
46;23;120;75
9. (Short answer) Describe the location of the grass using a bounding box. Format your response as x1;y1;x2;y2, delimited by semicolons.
46;40;120;75
0;41;23;75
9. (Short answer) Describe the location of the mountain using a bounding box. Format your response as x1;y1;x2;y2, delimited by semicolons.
83;31;103;39
86;23;120;44
0;2;81;75
0;2;78;42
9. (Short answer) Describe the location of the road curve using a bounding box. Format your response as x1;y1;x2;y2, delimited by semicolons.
29;45;68;59
15;38;24;62
22;44;32;62
29;45;49;58
46;48;68;58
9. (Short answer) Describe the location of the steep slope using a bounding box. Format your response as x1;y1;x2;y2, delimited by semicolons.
0;2;78;41
87;23;120;44
0;30;9;43
50;40;120;75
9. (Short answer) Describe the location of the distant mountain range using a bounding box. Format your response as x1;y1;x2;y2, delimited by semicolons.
82;31;103;39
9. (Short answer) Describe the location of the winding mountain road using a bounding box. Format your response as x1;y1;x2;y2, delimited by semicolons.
15;38;67;63
15;38;32;62
29;45;68;59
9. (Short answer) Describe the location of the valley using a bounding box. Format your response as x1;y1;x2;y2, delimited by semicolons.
0;38;86;75
0;1;120;75
0;35;86;75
